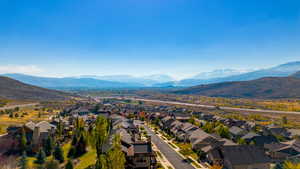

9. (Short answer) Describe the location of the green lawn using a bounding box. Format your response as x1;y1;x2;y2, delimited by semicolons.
27;155;53;168
26;142;96;169
75;147;97;169
62;141;97;169
62;141;71;160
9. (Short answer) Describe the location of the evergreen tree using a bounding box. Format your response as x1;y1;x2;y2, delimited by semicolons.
106;134;125;169
76;134;87;157
56;120;64;140
53;144;65;163
282;116;288;125
93;104;101;113
65;160;74;169
71;134;78;146
19;151;28;169
237;138;247;145
35;149;46;164
216;125;230;139
36;164;45;169
95;154;108;169
44;159;60;169
9;111;14;118
44;136;54;156
20;127;27;152
202;122;214;133
15;112;19;118
67;146;76;158
94;116;110;157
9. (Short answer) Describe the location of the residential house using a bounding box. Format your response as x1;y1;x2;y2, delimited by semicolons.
229;126;247;141
242;132;277;147
288;129;300;139
70;107;91;115
176;123;198;142
263;125;291;139
189;129;219;151
160;116;175;131
111;115;156;169
242;121;256;131
126;141;156;169
199;114;214;121
267;139;300;162
208;145;271;169
224;119;246;128
169;121;183;136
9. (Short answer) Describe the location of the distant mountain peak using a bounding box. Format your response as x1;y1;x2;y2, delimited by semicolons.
141;74;174;82
291;71;300;78
192;69;248;80
271;61;300;72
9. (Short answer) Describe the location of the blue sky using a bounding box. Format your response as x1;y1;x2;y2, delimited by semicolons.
0;0;299;79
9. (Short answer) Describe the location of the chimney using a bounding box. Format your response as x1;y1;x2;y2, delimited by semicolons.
51;126;55;135
147;135;151;144
33;125;40;145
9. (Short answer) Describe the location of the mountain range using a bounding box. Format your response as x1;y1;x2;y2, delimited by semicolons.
2;61;300;90
0;76;72;101
174;71;300;99
158;61;300;87
2;74;144;89
75;74;174;86
192;69;248;79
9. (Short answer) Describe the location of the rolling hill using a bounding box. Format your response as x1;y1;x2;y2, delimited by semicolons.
0;76;72;101
174;77;300;99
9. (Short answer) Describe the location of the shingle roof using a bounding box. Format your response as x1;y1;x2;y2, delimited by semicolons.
273;139;300;153
116;128;133;144
25;121;35;130
241;132;260;140
181;123;193;131
36;121;56;133
220;138;237;146
170;120;182;129
189;129;215;144
229;126;244;135
25;121;56;133
133;143;152;154
221;145;270;165
161;116;172;123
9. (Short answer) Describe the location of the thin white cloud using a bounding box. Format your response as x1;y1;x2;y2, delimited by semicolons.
0;65;43;75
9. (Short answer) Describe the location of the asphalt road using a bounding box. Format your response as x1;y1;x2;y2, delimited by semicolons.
97;97;300;115
137;121;195;169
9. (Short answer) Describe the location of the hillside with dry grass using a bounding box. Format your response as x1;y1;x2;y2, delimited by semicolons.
175;77;300;99
0;76;72;101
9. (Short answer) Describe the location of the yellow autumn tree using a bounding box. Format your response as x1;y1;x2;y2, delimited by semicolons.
209;164;223;169
283;161;300;169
